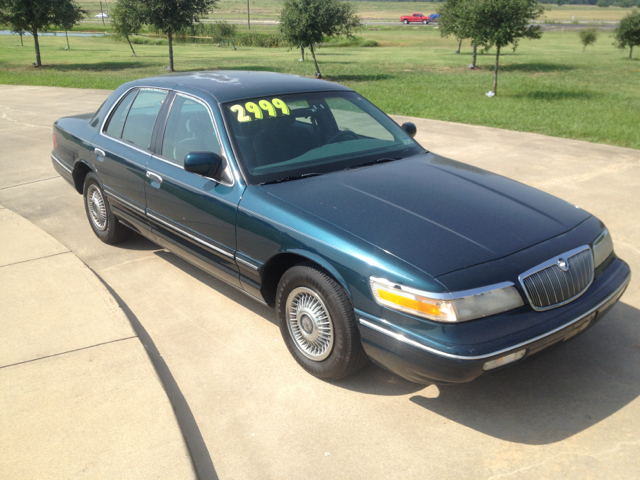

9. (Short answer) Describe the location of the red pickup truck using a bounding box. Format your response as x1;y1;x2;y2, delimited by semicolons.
400;13;430;24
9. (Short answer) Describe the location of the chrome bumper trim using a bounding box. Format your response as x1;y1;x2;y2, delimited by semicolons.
359;271;630;361
51;153;72;173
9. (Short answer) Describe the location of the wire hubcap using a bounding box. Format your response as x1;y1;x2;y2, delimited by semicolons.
286;287;334;361
87;184;107;231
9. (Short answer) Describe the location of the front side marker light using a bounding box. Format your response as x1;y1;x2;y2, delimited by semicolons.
370;277;524;323
372;281;457;323
483;350;526;371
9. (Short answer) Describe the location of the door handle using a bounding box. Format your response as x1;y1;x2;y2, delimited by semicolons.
146;171;163;188
94;148;106;162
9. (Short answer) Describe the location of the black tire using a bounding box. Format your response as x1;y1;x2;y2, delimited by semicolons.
423;20;428;24
83;172;130;244
276;263;369;381
403;19;409;24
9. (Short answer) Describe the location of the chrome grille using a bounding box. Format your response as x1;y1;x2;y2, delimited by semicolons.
519;247;594;311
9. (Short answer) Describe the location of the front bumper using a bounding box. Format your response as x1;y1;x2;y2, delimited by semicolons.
357;258;631;384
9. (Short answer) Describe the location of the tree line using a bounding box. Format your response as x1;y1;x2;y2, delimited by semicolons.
0;0;362;77
438;0;640;95
0;0;219;70
2;0;638;79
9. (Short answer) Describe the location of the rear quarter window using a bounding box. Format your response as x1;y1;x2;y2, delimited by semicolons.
105;90;137;139
121;89;168;150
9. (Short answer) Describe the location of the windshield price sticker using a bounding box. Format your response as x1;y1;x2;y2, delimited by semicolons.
230;98;290;123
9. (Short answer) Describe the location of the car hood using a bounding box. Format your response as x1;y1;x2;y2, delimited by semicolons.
259;153;591;278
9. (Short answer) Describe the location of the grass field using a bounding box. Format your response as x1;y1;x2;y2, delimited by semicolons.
71;0;638;25
1;25;638;149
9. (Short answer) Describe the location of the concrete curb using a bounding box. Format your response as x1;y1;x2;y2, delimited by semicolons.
0;205;197;479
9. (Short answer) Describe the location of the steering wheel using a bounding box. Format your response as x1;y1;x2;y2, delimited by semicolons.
327;130;359;144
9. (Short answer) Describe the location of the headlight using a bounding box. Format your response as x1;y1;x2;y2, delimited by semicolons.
370;277;524;323
592;228;614;268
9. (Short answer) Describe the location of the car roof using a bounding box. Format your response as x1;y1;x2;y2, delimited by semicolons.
130;71;352;104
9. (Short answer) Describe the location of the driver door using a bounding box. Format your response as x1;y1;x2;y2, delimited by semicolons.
145;92;243;287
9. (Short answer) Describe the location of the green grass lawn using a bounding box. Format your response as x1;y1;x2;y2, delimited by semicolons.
1;26;638;149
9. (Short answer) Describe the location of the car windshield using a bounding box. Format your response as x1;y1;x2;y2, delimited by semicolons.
222;91;424;184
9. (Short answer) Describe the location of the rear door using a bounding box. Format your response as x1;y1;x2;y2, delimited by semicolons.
145;91;244;287
94;87;169;227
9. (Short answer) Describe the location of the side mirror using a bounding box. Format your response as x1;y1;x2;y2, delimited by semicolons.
401;122;417;138
184;152;223;179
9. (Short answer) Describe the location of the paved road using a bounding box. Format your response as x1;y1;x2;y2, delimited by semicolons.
1;85;639;479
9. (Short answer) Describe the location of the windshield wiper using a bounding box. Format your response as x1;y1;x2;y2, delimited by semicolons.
260;172;322;185
346;157;401;170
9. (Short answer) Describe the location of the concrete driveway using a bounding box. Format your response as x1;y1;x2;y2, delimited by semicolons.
1;85;639;479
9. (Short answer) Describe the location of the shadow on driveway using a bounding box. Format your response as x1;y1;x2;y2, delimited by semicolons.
409;302;640;444
123;237;639;444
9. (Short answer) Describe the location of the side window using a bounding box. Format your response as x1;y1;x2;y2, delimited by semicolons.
105;90;138;138
121;89;167;150
326;97;394;141
161;95;221;165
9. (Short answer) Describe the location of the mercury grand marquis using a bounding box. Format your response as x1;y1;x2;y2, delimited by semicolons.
51;71;631;384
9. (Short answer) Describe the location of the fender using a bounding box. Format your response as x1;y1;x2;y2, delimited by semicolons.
273;248;353;298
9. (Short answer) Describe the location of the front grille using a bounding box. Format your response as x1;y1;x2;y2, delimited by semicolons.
520;247;594;311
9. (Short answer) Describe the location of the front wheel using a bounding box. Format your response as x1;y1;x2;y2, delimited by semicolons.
83;172;130;244
423;20;428;24
403;19;409;24
276;263;368;381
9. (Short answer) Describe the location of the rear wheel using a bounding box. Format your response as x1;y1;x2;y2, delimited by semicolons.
83;172;130;244
276;263;368;381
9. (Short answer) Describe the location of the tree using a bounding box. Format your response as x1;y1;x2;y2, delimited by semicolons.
466;0;544;96
438;0;480;67
0;0;86;66
579;27;598;53
279;0;361;78
7;21;25;46
56;0;87;49
111;0;145;56
141;0;217;72
614;10;640;59
215;20;237;48
438;0;470;55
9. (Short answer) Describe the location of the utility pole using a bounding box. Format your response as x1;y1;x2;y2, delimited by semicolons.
105;0;109;15
100;1;105;26
247;0;250;30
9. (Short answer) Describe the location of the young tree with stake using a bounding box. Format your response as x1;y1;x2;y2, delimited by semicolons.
7;21;25;46
438;0;470;55
438;0;480;67
579;27;598;53
614;10;640;60
0;0;85;66
467;0;544;96
141;0;217;72
279;0;361;79
112;0;145;56
56;0;88;50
